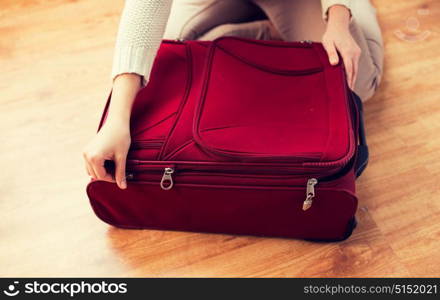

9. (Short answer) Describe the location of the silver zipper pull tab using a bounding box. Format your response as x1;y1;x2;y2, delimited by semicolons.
302;178;318;211
160;167;174;190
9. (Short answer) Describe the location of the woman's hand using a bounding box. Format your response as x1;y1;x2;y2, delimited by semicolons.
83;73;142;189
83;119;131;188
322;5;361;89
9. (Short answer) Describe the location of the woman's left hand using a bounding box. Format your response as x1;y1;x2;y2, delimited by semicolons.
321;5;361;89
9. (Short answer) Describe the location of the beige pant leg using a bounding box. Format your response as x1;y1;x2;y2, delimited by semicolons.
198;20;281;41
350;0;384;101
253;0;384;101
165;0;384;101
163;0;266;40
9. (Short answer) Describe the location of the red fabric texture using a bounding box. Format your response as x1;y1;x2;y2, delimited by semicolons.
87;37;360;241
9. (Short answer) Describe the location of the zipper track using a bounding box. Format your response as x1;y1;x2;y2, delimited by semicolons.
124;164;342;184
211;36;314;49
128;166;313;176
216;44;324;76
192;39;323;162
304;46;357;167
126;162;331;175
126;168;323;187
130;140;164;150
119;38;358;182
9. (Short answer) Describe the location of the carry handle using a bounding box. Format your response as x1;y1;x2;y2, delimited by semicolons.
352;92;369;177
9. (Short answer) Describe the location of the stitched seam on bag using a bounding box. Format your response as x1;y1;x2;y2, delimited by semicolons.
157;42;194;160
193;39;323;161
132;111;177;137
303;45;355;166
310;43;331;162
97;92;112;132
162;139;196;160
216;44;324;76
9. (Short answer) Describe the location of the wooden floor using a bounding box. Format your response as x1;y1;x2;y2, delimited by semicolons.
0;0;439;277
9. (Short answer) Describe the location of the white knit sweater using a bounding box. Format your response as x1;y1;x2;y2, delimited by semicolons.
111;0;351;85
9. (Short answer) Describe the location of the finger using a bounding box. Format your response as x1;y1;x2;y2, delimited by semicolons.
85;161;97;179
83;151;97;179
114;154;128;189
323;41;339;65
97;167;116;183
342;54;354;89
90;155;108;180
87;154;115;182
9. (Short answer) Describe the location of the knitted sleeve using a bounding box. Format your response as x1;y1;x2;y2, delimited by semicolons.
321;0;352;21
111;0;173;85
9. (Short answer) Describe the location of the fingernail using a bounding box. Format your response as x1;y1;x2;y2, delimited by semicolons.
120;179;127;189
330;58;337;65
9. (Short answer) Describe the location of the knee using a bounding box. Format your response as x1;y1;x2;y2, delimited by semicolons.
354;70;382;102
198;23;243;40
199;20;279;41
179;26;201;41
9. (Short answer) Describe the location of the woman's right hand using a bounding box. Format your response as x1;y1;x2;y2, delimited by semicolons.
83;73;142;189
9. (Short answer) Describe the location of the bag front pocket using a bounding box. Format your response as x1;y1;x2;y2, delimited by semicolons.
193;38;353;164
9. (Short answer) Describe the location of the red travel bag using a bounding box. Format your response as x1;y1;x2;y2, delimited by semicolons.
87;37;368;241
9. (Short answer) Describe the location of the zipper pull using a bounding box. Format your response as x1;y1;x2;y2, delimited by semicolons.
160;167;175;190
302;178;318;211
